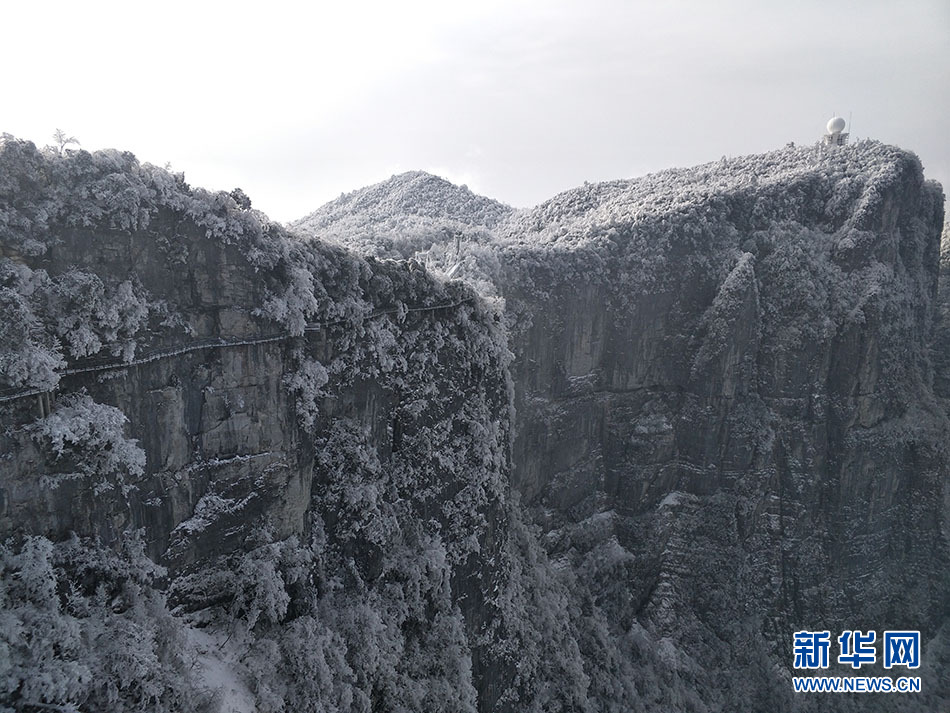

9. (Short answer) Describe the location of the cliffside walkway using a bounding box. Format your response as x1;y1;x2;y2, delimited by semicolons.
0;296;476;405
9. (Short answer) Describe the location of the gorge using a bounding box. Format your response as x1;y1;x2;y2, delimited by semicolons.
1;136;947;712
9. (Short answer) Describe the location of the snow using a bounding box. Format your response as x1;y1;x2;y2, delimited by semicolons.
292;170;512;260
284;356;329;431
31;392;145;494
658;491;684;508
171;493;253;537
187;627;257;713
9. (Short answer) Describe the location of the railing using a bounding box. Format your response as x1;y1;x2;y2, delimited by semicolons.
0;297;476;405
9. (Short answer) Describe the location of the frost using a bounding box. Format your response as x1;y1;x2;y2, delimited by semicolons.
0;534;215;712
172;493;251;537
46;272;149;361
254;266;319;336
292;170;511;259
2;133;944;713
0;264;65;391
31;393;145;494
691;251;758;377
284;357;329;431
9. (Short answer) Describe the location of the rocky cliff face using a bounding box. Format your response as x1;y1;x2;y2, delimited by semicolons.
0;140;518;711
490;144;949;709
1;138;947;712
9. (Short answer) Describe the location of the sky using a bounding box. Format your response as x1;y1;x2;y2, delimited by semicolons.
3;0;948;223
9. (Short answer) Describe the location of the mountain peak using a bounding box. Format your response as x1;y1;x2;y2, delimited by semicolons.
290;170;512;258
293;171;510;231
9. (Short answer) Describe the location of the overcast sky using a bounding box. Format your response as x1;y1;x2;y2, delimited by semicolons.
4;0;948;223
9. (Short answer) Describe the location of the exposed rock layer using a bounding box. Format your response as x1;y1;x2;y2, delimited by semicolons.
495;145;949;706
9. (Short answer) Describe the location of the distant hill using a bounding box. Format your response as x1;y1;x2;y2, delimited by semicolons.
290;170;512;259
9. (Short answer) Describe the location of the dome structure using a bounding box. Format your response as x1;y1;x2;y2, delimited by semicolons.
827;116;846;134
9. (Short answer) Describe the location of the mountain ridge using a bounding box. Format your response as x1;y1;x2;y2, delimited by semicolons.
1;135;947;712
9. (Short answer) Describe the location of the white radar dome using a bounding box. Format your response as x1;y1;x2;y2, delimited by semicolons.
827;117;846;133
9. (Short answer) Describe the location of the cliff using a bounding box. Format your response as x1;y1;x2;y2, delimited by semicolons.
489;143;949;710
1;137;947;712
0;140;516;711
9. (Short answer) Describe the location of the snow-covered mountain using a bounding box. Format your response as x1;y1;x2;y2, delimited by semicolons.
291;170;512;259
1;137;947;712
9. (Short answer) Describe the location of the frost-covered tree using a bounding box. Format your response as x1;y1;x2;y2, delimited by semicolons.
52;129;80;156
0;534;215;712
31;393;145;494
229;187;252;211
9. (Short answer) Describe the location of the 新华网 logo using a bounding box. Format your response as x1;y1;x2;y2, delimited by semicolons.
791;630;922;694
793;630;920;670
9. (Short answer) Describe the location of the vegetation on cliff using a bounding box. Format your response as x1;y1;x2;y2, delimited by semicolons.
1;134;947;712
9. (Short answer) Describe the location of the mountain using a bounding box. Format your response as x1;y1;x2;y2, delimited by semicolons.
490;143;949;710
1;136;946;712
291;170;512;259
0;142;514;712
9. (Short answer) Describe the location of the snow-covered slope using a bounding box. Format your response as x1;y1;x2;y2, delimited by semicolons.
291;170;512;259
497;142;910;246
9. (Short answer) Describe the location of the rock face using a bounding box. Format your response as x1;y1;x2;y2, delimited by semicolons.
491;144;949;708
1;137;947;712
0;141;515;711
